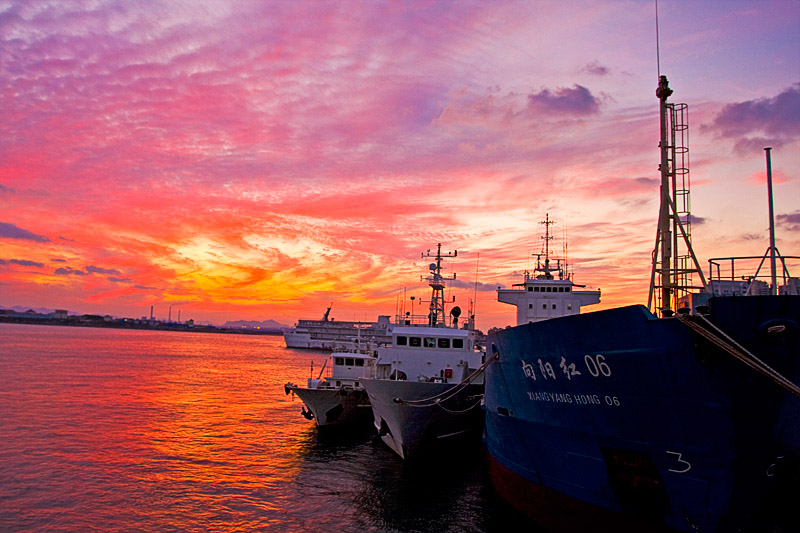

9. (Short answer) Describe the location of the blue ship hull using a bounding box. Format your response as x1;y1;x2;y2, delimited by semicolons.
485;296;800;532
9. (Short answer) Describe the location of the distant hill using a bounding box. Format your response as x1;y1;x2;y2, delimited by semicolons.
1;305;76;315
221;319;290;331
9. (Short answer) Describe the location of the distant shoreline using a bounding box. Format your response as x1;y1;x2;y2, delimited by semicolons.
0;317;285;336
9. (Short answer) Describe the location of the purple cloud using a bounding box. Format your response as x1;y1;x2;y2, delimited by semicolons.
54;266;88;276
704;84;800;151
449;278;500;292
108;276;132;283
635;177;659;187
0;222;50;242
778;211;800;231
580;61;610;77
527;85;600;115
86;265;122;275
0;258;45;267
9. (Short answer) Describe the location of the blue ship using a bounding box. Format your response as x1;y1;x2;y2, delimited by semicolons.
484;76;800;532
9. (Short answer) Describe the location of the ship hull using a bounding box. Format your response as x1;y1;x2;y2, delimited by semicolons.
363;379;484;460
485;296;800;532
287;385;372;427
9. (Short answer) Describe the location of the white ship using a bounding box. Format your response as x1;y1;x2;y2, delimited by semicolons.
362;245;487;460
284;347;378;427
283;306;394;351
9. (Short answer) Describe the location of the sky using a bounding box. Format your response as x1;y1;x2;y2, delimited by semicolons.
1;0;799;331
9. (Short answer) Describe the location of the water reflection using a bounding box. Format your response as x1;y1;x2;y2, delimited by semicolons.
0;324;534;532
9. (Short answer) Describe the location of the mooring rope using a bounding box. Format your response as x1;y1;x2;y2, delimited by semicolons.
393;351;499;408
434;395;485;415
675;312;800;399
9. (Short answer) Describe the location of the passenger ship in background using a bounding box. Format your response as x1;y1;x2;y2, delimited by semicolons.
484;76;800;532
283;306;394;351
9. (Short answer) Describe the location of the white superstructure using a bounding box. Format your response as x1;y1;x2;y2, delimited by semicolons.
497;214;600;325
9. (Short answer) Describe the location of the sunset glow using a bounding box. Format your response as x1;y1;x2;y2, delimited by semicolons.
2;1;799;331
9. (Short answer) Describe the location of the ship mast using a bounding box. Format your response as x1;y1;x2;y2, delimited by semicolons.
648;76;707;315
538;213;555;280
421;244;457;327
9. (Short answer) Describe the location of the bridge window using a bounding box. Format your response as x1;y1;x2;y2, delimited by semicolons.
453;339;464;349
409;337;422;347
396;336;408;346
355;359;364;367
345;358;354;366
438;338;450;348
335;357;344;365
424;337;436;348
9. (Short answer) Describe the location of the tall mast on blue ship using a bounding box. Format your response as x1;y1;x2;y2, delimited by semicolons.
648;75;707;315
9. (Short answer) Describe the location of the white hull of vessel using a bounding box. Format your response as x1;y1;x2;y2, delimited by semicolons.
287;385;372;427
362;379;484;459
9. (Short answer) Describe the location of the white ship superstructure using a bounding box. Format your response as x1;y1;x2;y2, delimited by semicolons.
284;348;377;427
497;214;600;325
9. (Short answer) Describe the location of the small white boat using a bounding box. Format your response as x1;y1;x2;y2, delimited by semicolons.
285;349;378;427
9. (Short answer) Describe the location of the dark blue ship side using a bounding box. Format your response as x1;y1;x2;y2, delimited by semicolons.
484;74;800;532
486;297;800;531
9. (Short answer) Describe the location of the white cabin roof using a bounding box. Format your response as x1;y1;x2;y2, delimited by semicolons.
331;352;376;360
391;326;471;337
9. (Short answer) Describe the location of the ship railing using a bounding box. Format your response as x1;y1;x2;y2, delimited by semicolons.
707;254;800;295
394;313;463;328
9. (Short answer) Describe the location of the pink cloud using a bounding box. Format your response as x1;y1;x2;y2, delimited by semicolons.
746;168;791;186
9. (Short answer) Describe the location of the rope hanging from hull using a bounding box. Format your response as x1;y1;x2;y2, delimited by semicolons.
675;312;800;398
392;351;499;408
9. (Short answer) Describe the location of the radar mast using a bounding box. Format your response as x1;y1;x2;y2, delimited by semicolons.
648;75;707;315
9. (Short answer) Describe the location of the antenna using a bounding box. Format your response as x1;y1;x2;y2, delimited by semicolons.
655;0;661;77
472;252;480;321
563;215;571;280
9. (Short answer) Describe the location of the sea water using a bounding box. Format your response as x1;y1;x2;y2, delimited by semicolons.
0;323;533;532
